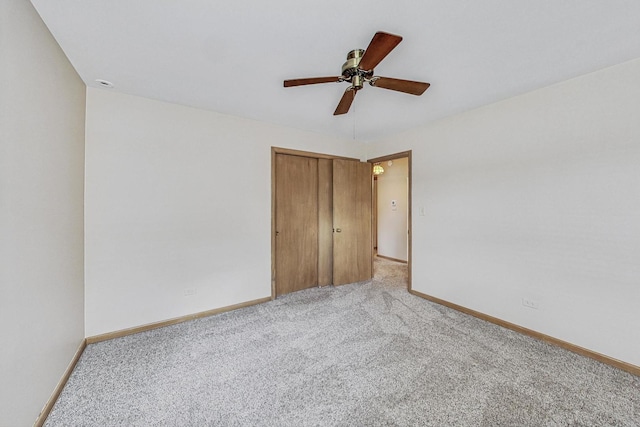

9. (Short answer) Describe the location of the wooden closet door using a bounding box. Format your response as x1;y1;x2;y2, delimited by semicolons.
332;159;372;285
275;154;318;296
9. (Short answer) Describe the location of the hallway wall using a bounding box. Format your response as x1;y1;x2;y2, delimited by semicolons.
377;158;408;261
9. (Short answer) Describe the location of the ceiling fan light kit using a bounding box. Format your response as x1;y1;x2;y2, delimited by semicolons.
284;31;430;116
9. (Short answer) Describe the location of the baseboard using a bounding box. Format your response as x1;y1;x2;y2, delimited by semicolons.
86;296;272;344
409;289;640;377
33;339;87;427
376;254;408;264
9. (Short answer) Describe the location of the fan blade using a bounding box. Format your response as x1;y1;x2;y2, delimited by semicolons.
371;77;430;95
334;88;356;115
284;77;341;87
358;31;403;71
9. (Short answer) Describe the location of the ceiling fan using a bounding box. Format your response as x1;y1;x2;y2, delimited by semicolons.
284;31;430;115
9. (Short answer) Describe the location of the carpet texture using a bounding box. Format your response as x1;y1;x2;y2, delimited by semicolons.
45;258;639;426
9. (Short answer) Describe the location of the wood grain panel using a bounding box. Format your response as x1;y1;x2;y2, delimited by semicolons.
318;159;333;286
275;154;318;295
333;159;372;285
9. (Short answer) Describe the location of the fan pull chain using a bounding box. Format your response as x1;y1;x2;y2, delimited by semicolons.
352;100;356;141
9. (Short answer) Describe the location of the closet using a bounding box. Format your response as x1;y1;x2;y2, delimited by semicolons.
273;150;372;296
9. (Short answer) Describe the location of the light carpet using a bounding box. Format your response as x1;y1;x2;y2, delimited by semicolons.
45;258;639;426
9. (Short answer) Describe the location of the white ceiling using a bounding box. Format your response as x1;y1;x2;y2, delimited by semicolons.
31;0;640;142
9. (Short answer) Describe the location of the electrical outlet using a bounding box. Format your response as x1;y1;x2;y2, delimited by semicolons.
183;288;197;297
522;298;539;310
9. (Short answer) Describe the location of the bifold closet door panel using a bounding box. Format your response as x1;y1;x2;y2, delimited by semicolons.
333;159;372;285
275;154;318;296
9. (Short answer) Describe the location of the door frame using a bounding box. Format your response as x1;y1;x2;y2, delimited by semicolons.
368;150;412;291
271;147;360;299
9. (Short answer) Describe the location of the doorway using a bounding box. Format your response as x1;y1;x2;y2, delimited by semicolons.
369;151;412;291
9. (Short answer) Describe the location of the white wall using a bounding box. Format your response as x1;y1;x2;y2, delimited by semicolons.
85;88;364;336
368;58;640;366
0;1;86;425
377;158;408;261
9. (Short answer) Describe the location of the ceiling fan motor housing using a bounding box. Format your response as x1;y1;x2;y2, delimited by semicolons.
341;49;372;90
